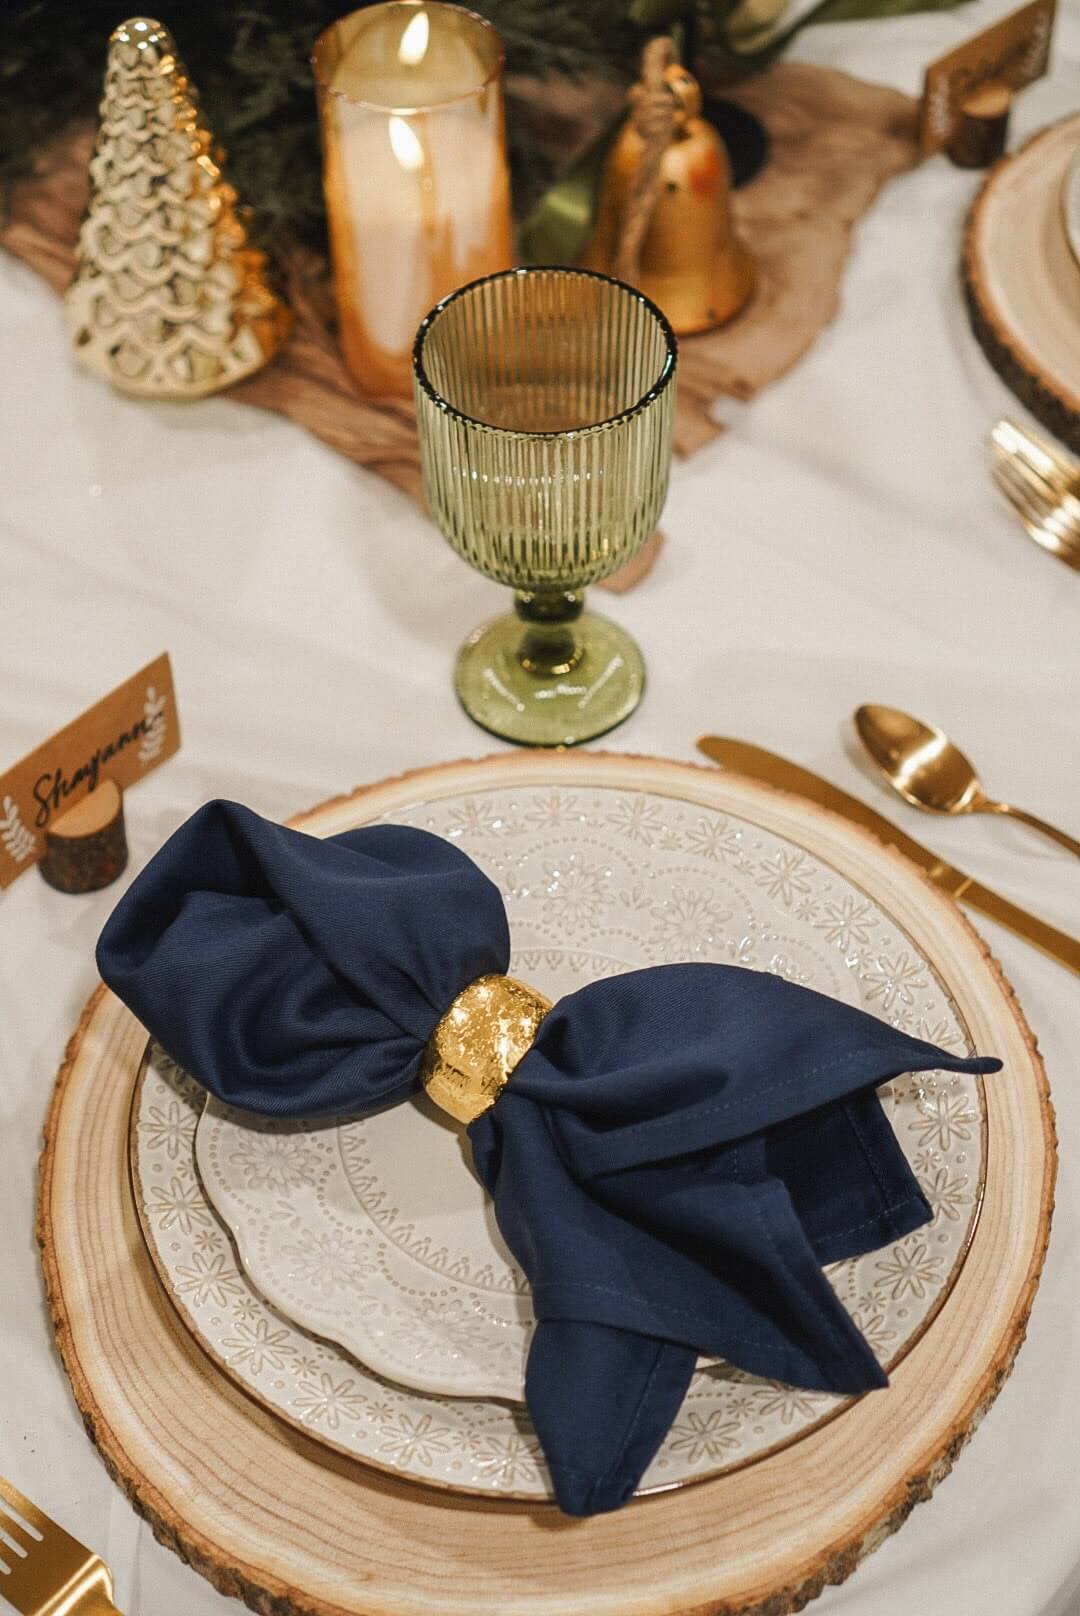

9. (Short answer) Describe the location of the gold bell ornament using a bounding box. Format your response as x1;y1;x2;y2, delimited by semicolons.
65;17;290;399
582;37;754;335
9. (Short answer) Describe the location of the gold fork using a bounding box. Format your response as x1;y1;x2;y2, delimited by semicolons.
990;419;1080;570
0;1475;120;1615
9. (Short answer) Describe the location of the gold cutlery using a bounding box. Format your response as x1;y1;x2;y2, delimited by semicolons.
990;418;1080;570
696;736;1080;978
0;1474;120;1616
854;704;1080;858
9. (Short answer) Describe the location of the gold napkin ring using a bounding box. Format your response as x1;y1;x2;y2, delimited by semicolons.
421;974;552;1125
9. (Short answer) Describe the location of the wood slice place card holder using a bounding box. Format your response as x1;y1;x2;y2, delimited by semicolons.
919;0;1056;165
947;82;1013;170
39;778;128;894
0;652;179;894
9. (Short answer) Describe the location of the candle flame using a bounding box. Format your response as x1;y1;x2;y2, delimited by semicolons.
388;115;425;172
398;9;430;66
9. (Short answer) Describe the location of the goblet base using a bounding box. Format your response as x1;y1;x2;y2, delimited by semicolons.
454;609;645;747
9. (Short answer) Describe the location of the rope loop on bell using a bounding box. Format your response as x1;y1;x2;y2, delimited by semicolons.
614;35;681;283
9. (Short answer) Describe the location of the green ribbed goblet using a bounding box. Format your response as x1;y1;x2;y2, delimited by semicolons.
413;267;677;746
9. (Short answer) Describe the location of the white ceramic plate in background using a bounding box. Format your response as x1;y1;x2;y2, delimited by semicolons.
1061;140;1080;270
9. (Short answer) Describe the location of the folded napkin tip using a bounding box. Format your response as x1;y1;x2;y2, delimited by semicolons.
545;1465;638;1519
837;1356;889;1396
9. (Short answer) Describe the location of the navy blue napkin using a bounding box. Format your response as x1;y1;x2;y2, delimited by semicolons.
97;800;1000;1516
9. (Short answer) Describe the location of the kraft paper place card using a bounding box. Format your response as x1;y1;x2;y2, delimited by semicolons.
920;0;1057;156
0;653;180;890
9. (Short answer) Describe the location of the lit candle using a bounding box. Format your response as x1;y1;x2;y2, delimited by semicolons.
314;3;513;398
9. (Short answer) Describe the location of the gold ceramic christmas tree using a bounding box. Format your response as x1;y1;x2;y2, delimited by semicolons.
65;17;290;398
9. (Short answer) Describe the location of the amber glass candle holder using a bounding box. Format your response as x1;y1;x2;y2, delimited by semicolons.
313;2;512;398
413;267;677;747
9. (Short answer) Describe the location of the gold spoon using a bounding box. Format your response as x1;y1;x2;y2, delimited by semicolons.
854;705;1080;858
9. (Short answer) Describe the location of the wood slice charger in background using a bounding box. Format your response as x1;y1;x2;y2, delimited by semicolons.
38;754;1054;1616
964;115;1080;453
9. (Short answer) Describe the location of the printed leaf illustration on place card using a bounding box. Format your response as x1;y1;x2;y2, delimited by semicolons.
137;686;169;765
1;797;37;865
0;653;180;890
920;0;1057;155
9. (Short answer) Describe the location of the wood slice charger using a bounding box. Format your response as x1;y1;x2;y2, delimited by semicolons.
38;754;1054;1616
964;115;1080;453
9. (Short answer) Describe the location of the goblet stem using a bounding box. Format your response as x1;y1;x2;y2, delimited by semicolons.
514;590;585;677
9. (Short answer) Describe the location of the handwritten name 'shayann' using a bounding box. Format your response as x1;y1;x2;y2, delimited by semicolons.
32;718;154;829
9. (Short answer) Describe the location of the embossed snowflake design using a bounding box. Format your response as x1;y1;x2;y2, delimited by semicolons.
849;1301;898;1358
924;1166;971;1222
228;1128;323;1194
292;1373;368;1430
267;1198;304;1233
148;1047;203;1104
912;1092;978;1152
376;1413;454;1467
862;950;929;1013
390;1295;499;1363
174;1249;245;1309
281;1228;364;1296
668;1410;742;1464
541;856;608;928
874;1239;944;1301
684;814;743;863
813;895;879;952
473;1434;544;1485
606;794;665;845
748;1382;825;1426
915;1016;965;1054
651;885;732;960
222;1319;296;1376
140;1099;196;1161
444;798;511;840
524;789;580;829
617;882;655;914
146;1176;210;1234
764;948;813;987
229;1299;264;1328
756;849;815;906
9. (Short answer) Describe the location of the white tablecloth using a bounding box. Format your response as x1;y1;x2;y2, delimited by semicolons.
2;9;1078;1612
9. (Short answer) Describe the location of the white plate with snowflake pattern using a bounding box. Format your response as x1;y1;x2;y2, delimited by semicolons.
132;1040;979;1502
186;780;988;1405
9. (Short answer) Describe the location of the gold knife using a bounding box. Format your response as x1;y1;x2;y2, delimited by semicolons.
696;736;1080;978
